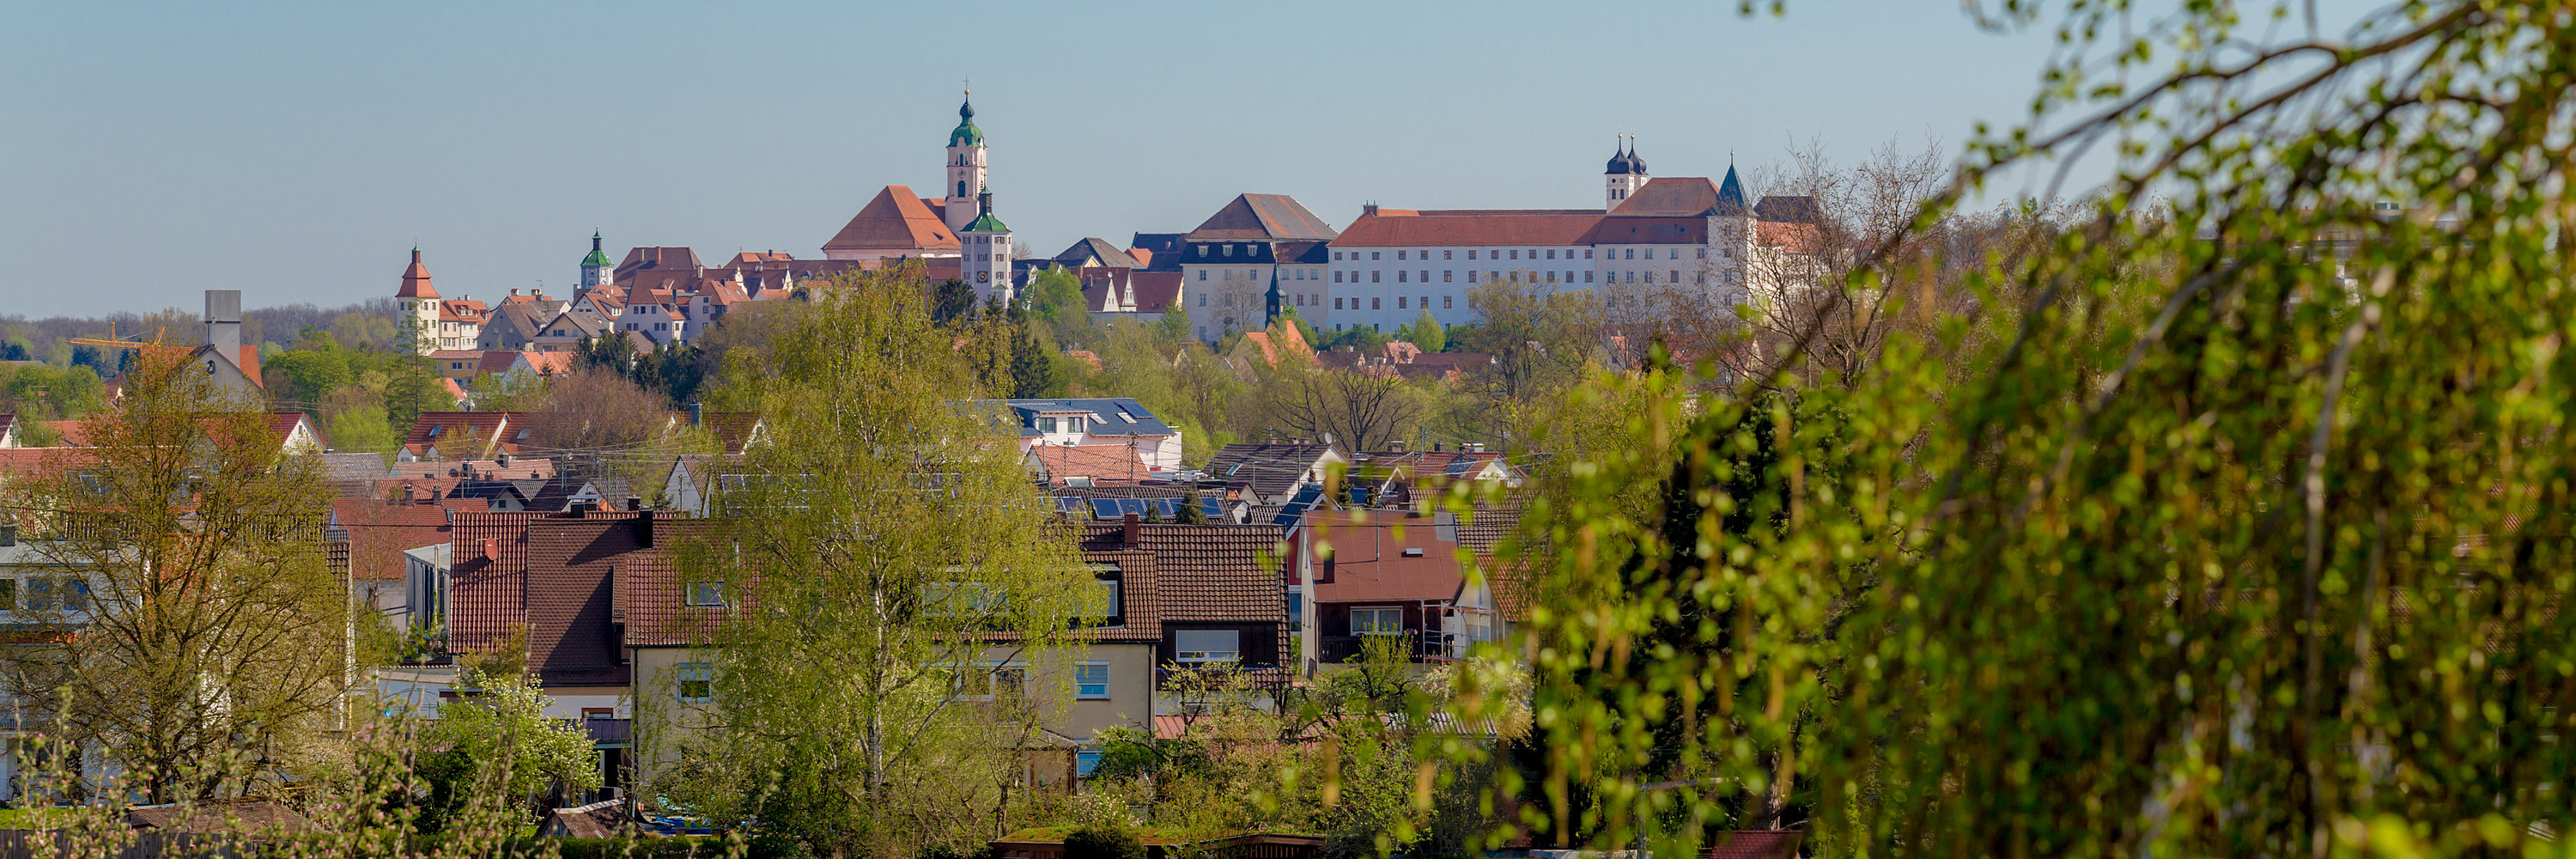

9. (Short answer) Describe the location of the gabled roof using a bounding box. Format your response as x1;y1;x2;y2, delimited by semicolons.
401;411;524;460
330;499;452;582
967;398;1176;438
614;247;702;280
1205;443;1341;503
1029;444;1151;484
1295;508;1465;604
1588;216;1709;245
1753;195;1822;224
1128;271;1184;313
1054;237;1139;269
1608;175;1749;218
1081;523;1283;624
824;186;962;253
1183;194;1339;242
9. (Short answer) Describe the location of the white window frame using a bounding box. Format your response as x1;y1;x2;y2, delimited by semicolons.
686;580;725;606
1174;630;1242;664
1351;606;1404;635
1075;661;1111;699
677;662;715;703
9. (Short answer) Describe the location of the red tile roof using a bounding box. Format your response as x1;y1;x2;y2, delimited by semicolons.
1704;831;1803;859
1589;216;1710;245
824;186;963;252
1128;271;1183;313
402;411;524;460
1184;194;1340;242
1030;444;1149;484
1608;176;1734;217
332;499;452;582
0;446;97;481
1334;210;1606;247
397;248;438;299
1295;509;1465;604
1080;523;1285;624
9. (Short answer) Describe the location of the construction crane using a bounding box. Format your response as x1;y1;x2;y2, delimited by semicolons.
65;321;172;352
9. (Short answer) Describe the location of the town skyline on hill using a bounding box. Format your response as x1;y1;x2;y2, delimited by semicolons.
4;1;2096;317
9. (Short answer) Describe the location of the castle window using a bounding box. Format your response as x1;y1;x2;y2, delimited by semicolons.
1334;297;1344;309
1397;250;1406;260
1371;298;1381;309
1222;245;1232;257
1370;252;1381;260
1625;248;1635;259
1586;249;1595;259
1546;249;1557;259
1443;295;1453;309
1443;271;1452;283
1468;250;1479;259
1698;247;1708;259
1398;271;1406;283
1398;296;1407;308
1371;271;1381;283
1508;250;1518;259
1443;250;1453;259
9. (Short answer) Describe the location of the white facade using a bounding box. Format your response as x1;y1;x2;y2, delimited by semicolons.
1178;246;1327;342
1324;244;1605;333
944;100;989;235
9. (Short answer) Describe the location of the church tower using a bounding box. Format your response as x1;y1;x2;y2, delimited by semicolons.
944;93;988;235
396;247;441;356
1605;136;1648;208
580;230;612;289
960;185;1014;304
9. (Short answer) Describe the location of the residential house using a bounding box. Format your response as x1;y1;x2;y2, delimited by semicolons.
398;411;526;461
969;398;1186;474
1203;443;1347;506
1176;194;1340;342
1281;507;1467;668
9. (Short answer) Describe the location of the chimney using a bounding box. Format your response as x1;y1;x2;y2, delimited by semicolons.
1362;203;1380;216
1432;442;1445;452
203;289;242;357
1122;512;1141;546
635;509;656;548
1385;440;1405;453
623;496;642;512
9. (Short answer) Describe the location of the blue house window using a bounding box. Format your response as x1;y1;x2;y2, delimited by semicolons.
1076;751;1103;777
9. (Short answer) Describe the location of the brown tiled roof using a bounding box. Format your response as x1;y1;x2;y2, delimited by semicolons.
332;499;452;582
1031;444;1150;484
1756;221;1823;253
127;800;321;837
1334;210;1606;247
824;186;963;252
1588;216;1710;245
521;516;644;685
397;249;439;299
1704;831;1803;859
1753;195;1822;224
447;511;546;655
401;411;524;460
1296;509;1465;604
1082;523;1283;624
615;518;729;648
1128;271;1183;313
614;247;702;280
1184;193;1339;242
1205;444;1335;503
1608;176;1733;218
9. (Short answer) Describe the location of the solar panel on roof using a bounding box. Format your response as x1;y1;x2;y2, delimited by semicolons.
1273;484;1324;527
1151;498;1183;518
1119;498;1151;516
1200;497;1227;518
1054;497;1085;514
1091;499;1121;519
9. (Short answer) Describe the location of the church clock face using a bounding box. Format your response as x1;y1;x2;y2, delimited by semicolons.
977;271;990;283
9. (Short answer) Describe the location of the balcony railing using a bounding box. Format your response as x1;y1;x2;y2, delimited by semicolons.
579;718;631;746
1319;631;1456;663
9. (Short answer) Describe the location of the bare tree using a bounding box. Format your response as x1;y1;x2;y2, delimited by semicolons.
1267;365;1427;452
2;349;345;803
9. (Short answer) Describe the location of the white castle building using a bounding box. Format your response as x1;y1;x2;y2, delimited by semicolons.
1311;137;1823;335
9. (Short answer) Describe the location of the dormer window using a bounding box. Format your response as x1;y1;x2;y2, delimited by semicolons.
1066;416;1085;434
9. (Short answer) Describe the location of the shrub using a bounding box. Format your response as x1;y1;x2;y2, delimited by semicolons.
1061;824;1146;859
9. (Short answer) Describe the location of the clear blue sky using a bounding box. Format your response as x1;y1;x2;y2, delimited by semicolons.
1;1;2077;318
